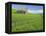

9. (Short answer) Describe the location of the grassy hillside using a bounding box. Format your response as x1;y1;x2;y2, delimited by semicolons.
12;9;16;14
12;13;43;32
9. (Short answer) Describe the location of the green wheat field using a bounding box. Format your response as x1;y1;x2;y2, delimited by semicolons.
12;9;43;32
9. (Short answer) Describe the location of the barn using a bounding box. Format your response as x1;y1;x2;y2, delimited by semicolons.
16;8;28;14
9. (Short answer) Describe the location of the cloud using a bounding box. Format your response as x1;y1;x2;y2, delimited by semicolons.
27;9;43;14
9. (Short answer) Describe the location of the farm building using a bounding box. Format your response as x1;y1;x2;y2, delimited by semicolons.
16;8;28;14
